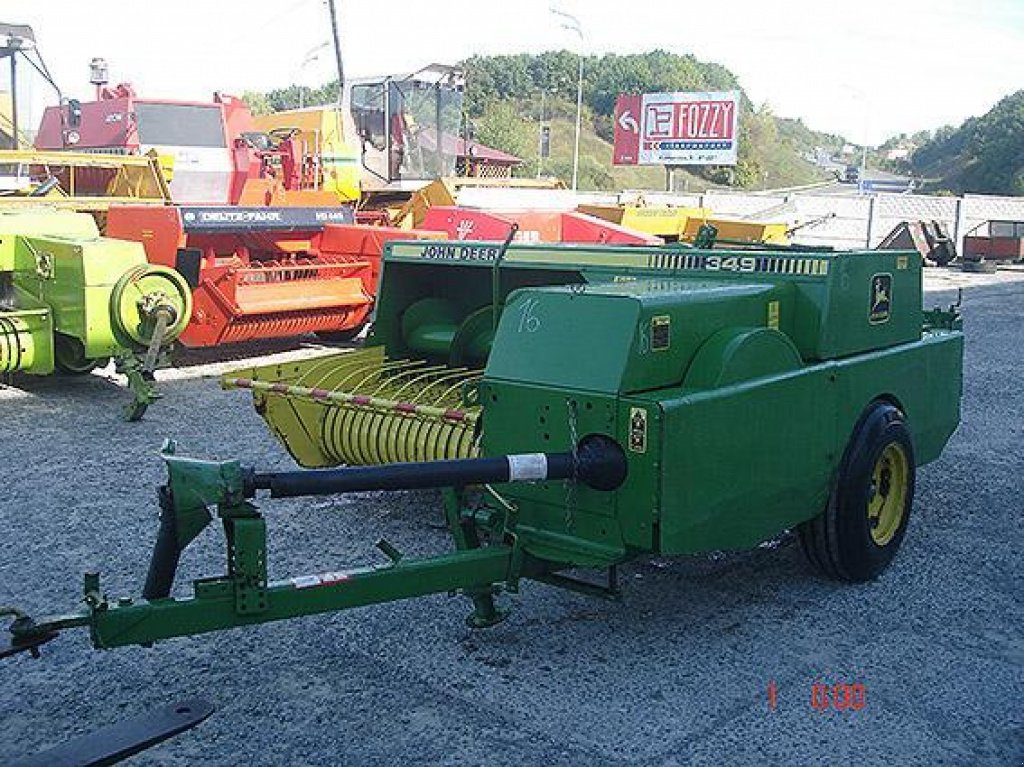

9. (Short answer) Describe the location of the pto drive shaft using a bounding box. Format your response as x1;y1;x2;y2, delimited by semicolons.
249;434;628;498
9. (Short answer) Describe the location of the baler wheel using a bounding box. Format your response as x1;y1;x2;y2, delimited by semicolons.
961;258;997;274
798;402;915;582
53;334;108;375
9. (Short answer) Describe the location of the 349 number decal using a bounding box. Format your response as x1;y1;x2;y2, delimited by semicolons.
703;255;759;272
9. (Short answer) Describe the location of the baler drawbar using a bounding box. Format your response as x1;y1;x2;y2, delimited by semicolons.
3;436;626;656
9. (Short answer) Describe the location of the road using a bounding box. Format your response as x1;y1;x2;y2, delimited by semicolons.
808;167;917;196
0;274;1021;766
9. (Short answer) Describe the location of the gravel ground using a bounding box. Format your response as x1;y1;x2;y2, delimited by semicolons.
0;274;1021;766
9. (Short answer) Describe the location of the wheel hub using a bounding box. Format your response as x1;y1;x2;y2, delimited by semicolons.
867;443;909;546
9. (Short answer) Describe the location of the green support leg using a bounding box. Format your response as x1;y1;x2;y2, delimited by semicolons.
442;489;509;628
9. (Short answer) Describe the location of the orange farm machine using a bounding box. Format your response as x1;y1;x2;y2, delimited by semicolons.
105;205;439;347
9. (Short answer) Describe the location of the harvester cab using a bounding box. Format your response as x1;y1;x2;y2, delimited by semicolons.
36;81;239;204
33;64;338;207
253;64;465;204
348;64;465;190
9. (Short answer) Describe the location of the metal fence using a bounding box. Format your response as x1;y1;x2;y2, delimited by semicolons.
577;188;1024;253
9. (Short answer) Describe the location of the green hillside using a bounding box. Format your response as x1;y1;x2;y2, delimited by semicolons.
247;50;845;192
463;51;841;192
911;91;1024;196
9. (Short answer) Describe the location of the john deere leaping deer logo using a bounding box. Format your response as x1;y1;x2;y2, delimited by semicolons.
869;273;892;324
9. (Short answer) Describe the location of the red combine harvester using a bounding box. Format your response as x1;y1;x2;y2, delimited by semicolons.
420;207;663;245
34;74;328;207
106;205;438;347
33;66;423;349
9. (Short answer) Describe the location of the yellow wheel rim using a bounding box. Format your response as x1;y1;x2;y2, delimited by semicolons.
867;442;909;546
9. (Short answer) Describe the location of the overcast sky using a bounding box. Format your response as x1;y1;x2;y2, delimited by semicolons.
6;0;1023;144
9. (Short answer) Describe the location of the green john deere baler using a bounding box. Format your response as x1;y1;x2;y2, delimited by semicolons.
3;240;962;655
0;208;191;419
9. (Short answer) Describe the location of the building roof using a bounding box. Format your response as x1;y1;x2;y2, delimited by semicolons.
419;128;522;165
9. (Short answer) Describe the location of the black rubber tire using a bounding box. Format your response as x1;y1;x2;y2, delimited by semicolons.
315;325;366;345
798;402;916;582
961;259;997;274
930;245;955;267
53;334;108;375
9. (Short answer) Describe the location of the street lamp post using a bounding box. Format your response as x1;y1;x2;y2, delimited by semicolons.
572;53;583;191
550;6;584;191
296;42;330;109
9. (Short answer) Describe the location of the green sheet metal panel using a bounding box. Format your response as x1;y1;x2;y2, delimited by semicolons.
381;241;921;362
477;378;631;566
484;280;794;395
653;331;963;554
16;234;147;356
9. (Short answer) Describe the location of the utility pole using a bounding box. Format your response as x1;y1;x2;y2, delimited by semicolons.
537;89;547;179
327;0;345;106
9;51;17;149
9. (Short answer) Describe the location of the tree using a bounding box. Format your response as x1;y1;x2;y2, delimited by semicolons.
912;90;1024;195
241;90;272;116
470;101;534;162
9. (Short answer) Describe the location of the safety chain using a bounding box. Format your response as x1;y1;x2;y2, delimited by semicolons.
564;399;579;531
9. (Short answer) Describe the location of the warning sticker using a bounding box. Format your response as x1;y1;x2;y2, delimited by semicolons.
629;407;648;453
651;315;671;351
767;300;780;330
292;571;351;590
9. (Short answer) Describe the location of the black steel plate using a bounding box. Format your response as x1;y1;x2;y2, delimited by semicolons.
11;698;215;766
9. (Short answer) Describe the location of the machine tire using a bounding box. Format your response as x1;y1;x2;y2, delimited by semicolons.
798;402;915;582
315;325;366;345
961;259;997;274
53;334;108;375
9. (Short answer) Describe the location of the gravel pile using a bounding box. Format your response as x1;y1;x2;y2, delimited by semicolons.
0;280;1020;765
